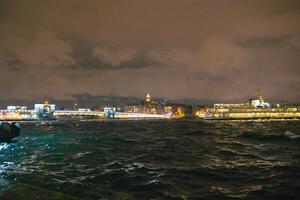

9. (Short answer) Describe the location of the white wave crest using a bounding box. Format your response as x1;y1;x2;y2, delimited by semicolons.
284;131;300;139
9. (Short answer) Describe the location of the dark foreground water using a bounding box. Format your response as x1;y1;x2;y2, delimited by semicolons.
0;120;300;200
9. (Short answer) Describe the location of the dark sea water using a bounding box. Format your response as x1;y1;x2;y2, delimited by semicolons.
0;120;300;200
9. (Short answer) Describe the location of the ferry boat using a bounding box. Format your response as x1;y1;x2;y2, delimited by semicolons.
195;91;300;120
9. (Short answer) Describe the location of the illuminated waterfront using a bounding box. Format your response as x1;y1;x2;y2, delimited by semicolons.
0;94;187;121
195;92;300;120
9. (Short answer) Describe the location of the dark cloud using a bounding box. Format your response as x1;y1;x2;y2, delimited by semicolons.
0;0;300;103
237;35;292;48
3;53;28;71
70;93;142;106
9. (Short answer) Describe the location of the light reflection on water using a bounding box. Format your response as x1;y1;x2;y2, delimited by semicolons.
0;120;300;199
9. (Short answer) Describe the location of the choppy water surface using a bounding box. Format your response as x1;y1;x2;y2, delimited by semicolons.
0;120;300;199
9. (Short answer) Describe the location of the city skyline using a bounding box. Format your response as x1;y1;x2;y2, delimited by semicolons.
1;0;300;102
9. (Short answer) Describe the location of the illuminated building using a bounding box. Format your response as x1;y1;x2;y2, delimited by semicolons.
7;106;27;111
73;103;79;110
176;106;185;118
120;94;188;118
34;100;56;120
104;107;116;118
123;104;141;113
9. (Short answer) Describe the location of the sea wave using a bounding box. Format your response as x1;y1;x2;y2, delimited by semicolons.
1;120;300;199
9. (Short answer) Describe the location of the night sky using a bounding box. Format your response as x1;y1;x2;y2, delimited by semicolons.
0;0;300;103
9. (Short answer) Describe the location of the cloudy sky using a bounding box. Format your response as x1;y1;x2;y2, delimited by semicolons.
0;0;300;102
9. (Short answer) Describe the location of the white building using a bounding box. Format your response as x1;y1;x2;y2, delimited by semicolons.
34;103;56;119
7;106;27;111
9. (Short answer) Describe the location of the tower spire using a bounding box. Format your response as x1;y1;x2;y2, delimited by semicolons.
146;93;151;103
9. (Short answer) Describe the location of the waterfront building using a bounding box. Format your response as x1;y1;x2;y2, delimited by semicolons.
104;107;116;118
7;106;27;111
123;104;142;113
34;101;56;120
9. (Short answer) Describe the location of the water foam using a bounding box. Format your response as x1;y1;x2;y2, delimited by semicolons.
284;131;300;139
0;143;10;151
